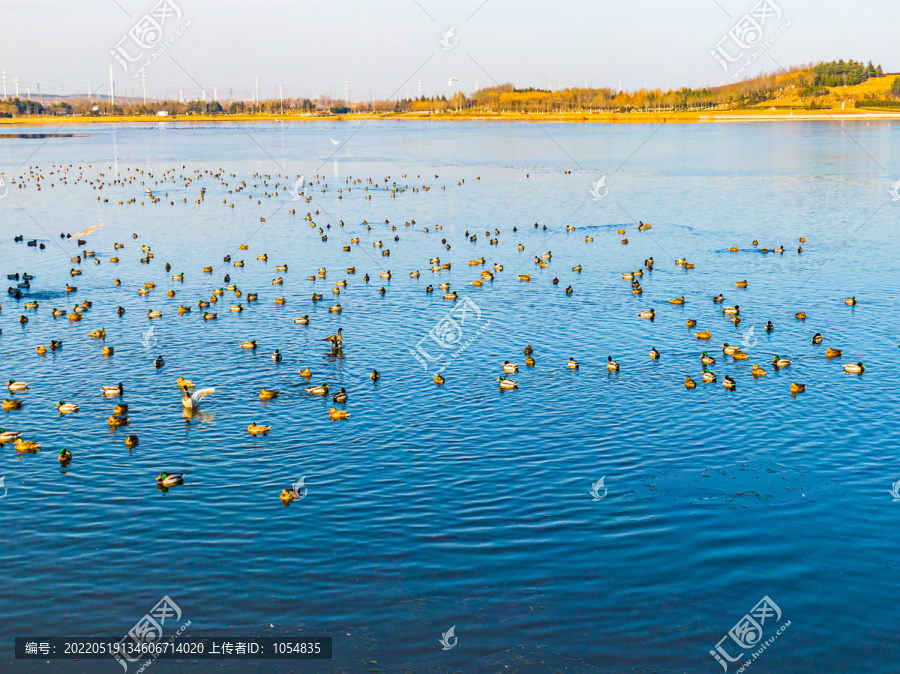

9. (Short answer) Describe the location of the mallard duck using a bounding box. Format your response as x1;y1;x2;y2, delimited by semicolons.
844;297;857;305
113;403;129;416
728;246;739;252
294;315;310;325
36;345;47;355
649;347;660;360
370;370;380;382
154;355;165;368
248;422;271;435
568;357;579;370
7;380;27;392
272;349;283;362
722;343;741;355
241;340;258;349
606;355;620;371
735;280;748;288
790;382;806;394
622;272;634;280
795;312;806;320
102;346;114;356
696;330;712;340
701;352;716;365
24;301;39;310
826;347;843;358
713;294;724;303
156;472;184;486
51;308;66;317
102;382;124;397
259;389;280;400
638;309;655;319
68;312;82;321
332;387;348;403
723;376;736;390
772;356;791;368
171;272;184;281
525;354;536;367
59;448;72;463
327;406;350;421
178;305;192;315
329;304;342;313
276;264;288;272
686;319;697;328
702;367;717;383
182;387;215;410
502;361;519;373
632;286;643;294
107;415;129;427
684;376;697;389
722;306;740;315
765;321;774;332
148;310;163;319
812;333;823;344
733;351;749;361
306;383;329;395
175;377;195;391
202;266;213;273
843;362;865;374
669;296;685;305
751;364;767;377
496;375;518;390
230;304;243;312
433;373;445;385
518;275;531;282
202;312;218;320
15;438;40;452
124;434;139;448
731;314;741;325
198;300;211;309
299;367;312;378
442;292;458;300
272;277;284;285
88;328;106;340
0;429;22;444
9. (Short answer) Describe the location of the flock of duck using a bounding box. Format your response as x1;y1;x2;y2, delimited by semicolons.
0;161;870;498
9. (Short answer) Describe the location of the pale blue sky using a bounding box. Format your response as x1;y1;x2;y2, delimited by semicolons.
0;0;898;101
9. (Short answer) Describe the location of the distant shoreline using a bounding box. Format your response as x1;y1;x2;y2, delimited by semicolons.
2;109;900;126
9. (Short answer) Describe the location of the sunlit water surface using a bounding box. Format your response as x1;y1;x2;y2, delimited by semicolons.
1;120;899;672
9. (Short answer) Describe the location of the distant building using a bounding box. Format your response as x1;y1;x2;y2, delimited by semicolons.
157;110;169;117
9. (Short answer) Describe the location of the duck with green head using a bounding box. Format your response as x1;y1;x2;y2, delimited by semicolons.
156;472;184;486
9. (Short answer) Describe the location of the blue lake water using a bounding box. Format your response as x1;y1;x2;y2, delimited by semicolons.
1;120;899;672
